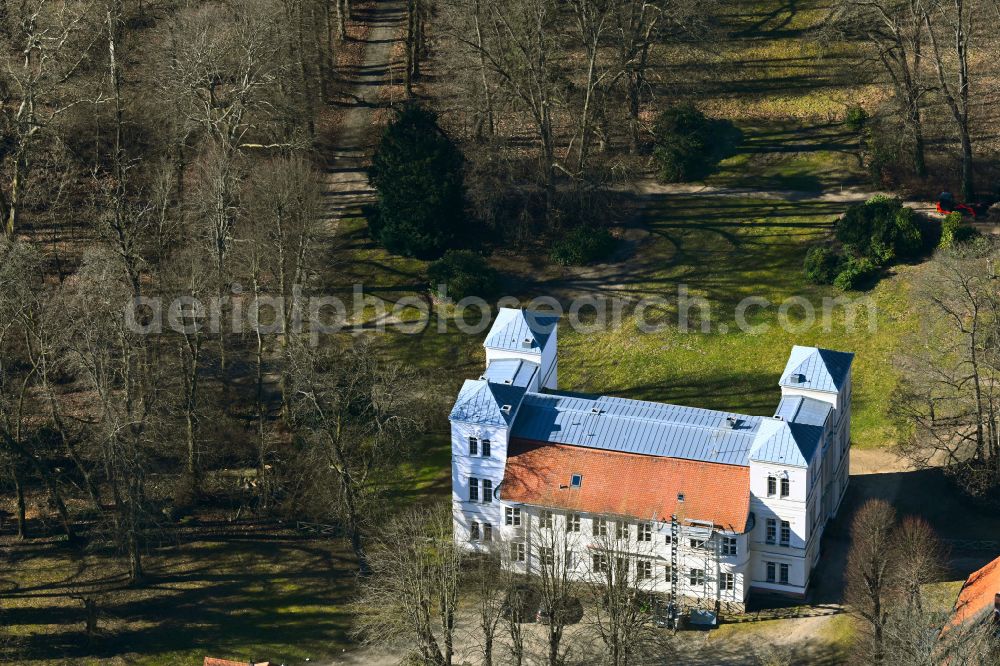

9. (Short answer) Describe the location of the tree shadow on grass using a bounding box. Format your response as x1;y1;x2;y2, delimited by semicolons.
0;535;359;663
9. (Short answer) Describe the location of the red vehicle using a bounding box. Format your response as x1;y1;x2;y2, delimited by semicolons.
937;191;991;218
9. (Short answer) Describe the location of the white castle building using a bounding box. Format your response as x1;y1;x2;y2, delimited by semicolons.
450;308;853;612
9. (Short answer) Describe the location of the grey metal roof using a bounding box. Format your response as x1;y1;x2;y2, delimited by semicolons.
510;392;762;466
450;379;527;426
780;346;854;394
481;359;538;388
748;417;823;468
774;395;832;427
484;308;560;354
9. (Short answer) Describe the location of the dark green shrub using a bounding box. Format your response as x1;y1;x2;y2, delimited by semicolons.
427;250;499;301
550;226;616;266
803;246;845;285
834;257;878;291
368;105;466;259
652;104;714;183
845;105;868;132
836;196;924;265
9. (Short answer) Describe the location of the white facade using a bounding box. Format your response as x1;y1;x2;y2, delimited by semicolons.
450;310;853;611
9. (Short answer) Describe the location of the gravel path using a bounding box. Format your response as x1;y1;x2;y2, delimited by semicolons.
317;0;404;232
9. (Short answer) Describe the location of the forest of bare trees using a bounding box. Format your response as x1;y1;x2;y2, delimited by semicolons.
0;0;422;588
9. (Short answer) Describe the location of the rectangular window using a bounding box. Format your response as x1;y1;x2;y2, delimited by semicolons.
482;479;493;503
565;551;575;569
767;475;777;496
481;439;491;458
638;523;652;542
636;559;652;580
541;510;553;529
780;563;789;584
592;553;608;573
721;572;735;591
593;517;608;537
780;521;790;546
780;477;790;498
539;546;553;567
483;523;493;541
567;513;580;532
505;507;521;526
469;437;478;456
766;519;777;545
665;534;672;545
690;538;705;549
722;536;738;556
689;568;705;586
766;561;776;583
469;477;479;502
511;542;525;562
470;521;480;541
663;564;673;582
616;521;629;540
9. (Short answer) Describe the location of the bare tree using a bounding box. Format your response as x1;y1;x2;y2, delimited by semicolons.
287;339;422;573
530;513;582;666
892;516;947;612
0;0;95;236
892;238;1000;499
845;498;900;663
923;0;978;198
241;156;321;408
586;521;658;666
466;547;506;666
0;236;76;540
354;503;463;666
458;0;561;210
827;0;930;177
62;248;158;583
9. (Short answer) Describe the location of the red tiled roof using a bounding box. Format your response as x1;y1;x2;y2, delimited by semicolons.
945;554;1000;632
500;439;751;531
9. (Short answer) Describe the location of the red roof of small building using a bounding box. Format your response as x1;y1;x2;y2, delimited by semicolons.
500;439;751;531
944;554;1000;632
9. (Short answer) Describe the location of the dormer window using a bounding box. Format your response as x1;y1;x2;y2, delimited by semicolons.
521;337;533;349
677;493;685;502
500;404;512;414
570;473;583;488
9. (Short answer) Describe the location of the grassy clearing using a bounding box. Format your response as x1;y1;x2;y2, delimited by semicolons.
559;194;917;449
1;531;355;665
328;195;919;452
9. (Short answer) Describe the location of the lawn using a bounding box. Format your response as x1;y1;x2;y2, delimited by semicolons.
0;527;356;665
328;193;919;454
557;194;919;450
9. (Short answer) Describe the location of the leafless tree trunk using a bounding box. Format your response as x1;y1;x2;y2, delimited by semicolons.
845;499;899;663
287;339;421;574
924;0;976;198
586;524;658;666
354;504;462;665
827;0;930;177
892;239;1000;496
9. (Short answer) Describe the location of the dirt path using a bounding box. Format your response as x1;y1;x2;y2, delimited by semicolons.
634;179;935;211
318;0;404;232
